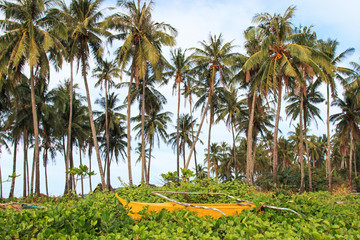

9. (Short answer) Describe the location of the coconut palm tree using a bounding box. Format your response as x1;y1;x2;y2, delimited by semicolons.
109;0;176;185
95;92;126;188
166;48;191;179
133;109;171;183
215;85;245;178
330;92;360;185
286;77;324;190
93;59;120;188
0;0;65;195
168;114;197;170
317;39;354;189
243;6;332;185
185;34;236;174
69;0;113;189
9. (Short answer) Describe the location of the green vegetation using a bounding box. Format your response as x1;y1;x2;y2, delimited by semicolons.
1;180;360;239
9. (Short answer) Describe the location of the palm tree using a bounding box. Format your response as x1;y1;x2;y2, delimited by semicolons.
95;92;126;188
185;34;236;174
317;39;354;189
109;0;176;185
93;59;119;188
240;26;263;186
215;85;245;179
286;77;324;190
133;109;171;183
236;94;274;183
346;58;360;103
50;81;90;192
69;0;113;189
330;92;360;185
243;6;332;185
0;0;65;195
166;48;191;179
168;114;197;170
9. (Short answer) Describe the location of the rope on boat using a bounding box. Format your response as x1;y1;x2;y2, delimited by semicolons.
151;192;226;216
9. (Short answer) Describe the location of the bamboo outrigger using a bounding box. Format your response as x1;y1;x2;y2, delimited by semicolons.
115;191;256;220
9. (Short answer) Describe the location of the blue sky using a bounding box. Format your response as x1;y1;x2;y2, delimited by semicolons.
1;0;359;197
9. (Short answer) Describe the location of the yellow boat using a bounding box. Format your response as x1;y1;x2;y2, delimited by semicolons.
115;191;256;220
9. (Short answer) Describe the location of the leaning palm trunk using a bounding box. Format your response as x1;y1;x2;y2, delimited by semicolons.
141;78;147;184
30;67;40;195
81;55;106;190
189;97;198;176
299;94;305;193
185;91;211;170
176;81;181;179
9;139;18;198
326;83;332;189
273;83;282;184
246;91;257;185
65;60;74;194
207;105;213;178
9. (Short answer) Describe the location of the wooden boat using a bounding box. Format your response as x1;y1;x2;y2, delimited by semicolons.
115;191;256;220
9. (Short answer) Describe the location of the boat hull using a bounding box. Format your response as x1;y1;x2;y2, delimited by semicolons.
115;194;255;219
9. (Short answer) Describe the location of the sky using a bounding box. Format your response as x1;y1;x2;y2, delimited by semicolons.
1;0;360;197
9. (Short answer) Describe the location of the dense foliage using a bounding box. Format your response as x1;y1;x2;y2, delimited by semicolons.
1;180;360;239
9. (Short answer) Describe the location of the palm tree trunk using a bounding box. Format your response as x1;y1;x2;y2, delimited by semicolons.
231;120;237;180
147;142;152;184
30;66;40;195
126;74;133;186
273;83;282;184
185;91;211;170
9;138;17;198
183;143;186;169
80;149;84;196
251;134;258;183
189;97;198;176
350;129;354;185
246;91;256;185
70;145;75;190
105;81;110;189
44;150;49;196
176;81;181;180
31;150;35;196
82;55;106;190
299;93;305;193
326;83;332;189
354;149;357;178
141;78;147;184
107;156;111;190
65;60;74;194
304;111;313;191
23;129;27;197
89;149;92;191
207;103;213;178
